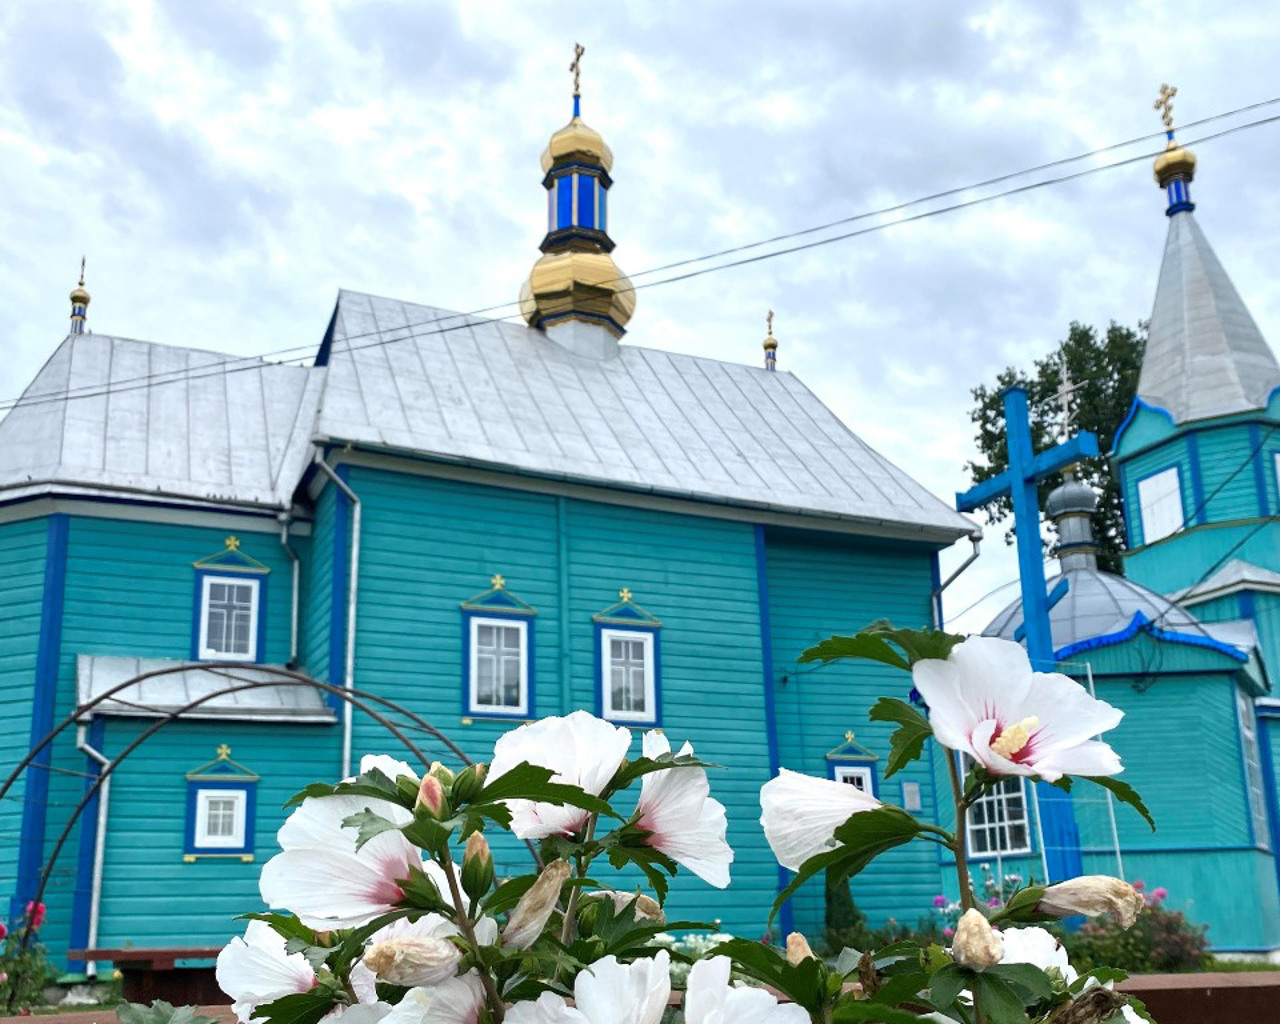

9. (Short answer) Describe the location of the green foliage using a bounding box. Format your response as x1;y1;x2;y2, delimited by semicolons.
800;621;965;672
1050;774;1156;830
869;697;933;778
0;907;56;1015
1061;890;1211;974
115;1002;224;1024
966;320;1146;573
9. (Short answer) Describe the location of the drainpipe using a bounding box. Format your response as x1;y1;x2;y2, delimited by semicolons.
314;453;361;779
75;724;110;979
278;511;300;667
932;534;981;629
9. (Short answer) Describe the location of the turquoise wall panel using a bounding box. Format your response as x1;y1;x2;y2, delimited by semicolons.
1197;425;1264;523
1114;404;1178;459
1121;438;1192;550
1126;521;1280;595
765;529;943;937
302;486;338;682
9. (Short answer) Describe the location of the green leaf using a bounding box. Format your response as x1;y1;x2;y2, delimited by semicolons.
869;970;930;1007
604;751;718;797
985;962;1054;1002
800;634;910;672
973;973;1027;1024
926;962;969;1010
482;874;538;916
236;912;316;945
394;865;449;912
1068;967;1128;994
340;808;404;851
606;843;677;904
988;885;1048;925
249;991;340;1024
832;1000;938;1023
1080;775;1155;830
869;698;933;778
770;807;925;923
800;622;964;671
708;938;826;1014
474;761;618;819
285;767;409;810
116;1002;222;1024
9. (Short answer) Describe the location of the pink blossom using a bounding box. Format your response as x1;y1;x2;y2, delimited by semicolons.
932;895;947;908
942;927;954;939
0;922;6;940
1152;887;1168;902
988;897;1001;907
1131;880;1145;892
25;902;45;929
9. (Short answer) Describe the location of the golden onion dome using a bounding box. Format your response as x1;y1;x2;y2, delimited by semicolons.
70;283;90;305
520;250;634;336
540;117;614;174
1153;139;1197;187
763;332;778;352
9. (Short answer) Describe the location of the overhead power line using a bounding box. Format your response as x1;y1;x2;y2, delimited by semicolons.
2;98;1280;417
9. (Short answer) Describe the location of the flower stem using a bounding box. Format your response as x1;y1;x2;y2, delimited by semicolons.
559;814;597;947
439;852;505;1023
946;753;976;912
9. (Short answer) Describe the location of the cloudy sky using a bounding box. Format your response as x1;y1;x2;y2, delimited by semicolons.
1;0;1277;631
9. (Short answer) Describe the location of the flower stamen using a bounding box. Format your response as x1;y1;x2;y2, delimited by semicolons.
990;716;1039;760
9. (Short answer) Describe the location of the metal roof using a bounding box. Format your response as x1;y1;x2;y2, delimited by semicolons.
77;655;335;722
1173;558;1280;604
0;334;323;509
1139;211;1280;424
317;290;975;538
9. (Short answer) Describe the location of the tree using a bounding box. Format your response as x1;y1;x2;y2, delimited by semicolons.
966;321;1146;575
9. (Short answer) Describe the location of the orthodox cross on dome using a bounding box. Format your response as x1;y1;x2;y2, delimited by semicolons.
766;310;774;335
763;309;778;371
955;385;1099;882
570;42;585;116
1056;356;1079;439
1154;83;1177;131
78;255;86;286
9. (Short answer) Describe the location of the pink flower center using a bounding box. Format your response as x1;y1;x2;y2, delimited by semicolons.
989;716;1040;762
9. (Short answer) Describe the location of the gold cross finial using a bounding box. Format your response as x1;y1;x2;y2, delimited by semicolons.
79;255;86;287
1154;83;1177;130
225;535;241;551
844;730;855;743
491;573;506;589
619;587;633;602
766;309;774;336
217;743;232;759
570;43;585;97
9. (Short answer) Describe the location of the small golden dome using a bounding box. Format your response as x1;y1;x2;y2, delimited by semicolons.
763;333;778;351
70;283;90;304
520;250;634;336
540;117;614;174
1153;139;1196;187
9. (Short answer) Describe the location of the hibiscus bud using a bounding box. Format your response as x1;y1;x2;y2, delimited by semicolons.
452;763;487;804
1037;876;1144;929
952;908;1003;971
583;890;665;925
461;833;495;901
362;935;461;987
503;859;571;950
786;932;816;965
416;775;447;818
428;761;456;787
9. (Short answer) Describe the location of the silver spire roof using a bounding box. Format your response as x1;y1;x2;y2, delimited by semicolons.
1139;212;1280;424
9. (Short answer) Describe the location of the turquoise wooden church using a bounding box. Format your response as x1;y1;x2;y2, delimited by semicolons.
0;76;977;969
974;99;1280;956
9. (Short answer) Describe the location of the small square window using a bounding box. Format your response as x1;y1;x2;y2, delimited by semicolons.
189;787;251;852
600;628;657;724
960;755;1031;856
832;764;875;795
198;575;260;662
1137;467;1183;545
467;616;530;716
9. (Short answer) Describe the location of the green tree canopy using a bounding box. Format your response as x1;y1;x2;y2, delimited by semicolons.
966;321;1146;575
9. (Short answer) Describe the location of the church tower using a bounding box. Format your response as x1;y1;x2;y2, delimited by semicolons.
1112;87;1280;674
69;257;90;335
519;44;635;360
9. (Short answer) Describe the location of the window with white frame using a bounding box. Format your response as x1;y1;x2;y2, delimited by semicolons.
961;755;1031;855
832;764;875;795
193;788;247;849
601;628;656;723
1237;688;1269;847
199;576;260;661
469;617;529;715
1137;467;1184;545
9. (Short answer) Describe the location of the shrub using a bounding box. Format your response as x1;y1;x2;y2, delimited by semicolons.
1061;884;1210;974
824;873;945;954
0;902;57;1014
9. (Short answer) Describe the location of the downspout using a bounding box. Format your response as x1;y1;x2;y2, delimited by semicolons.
314;453;362;778
278;511;300;667
75;724;110;979
931;534;981;629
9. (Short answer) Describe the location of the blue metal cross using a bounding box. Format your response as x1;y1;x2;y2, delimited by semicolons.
955;384;1099;882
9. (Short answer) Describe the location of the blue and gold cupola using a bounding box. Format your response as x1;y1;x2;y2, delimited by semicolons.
1152;83;1196;216
520;44;635;357
69;256;90;335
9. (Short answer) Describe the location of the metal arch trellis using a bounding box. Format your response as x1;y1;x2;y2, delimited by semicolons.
2;661;525;1013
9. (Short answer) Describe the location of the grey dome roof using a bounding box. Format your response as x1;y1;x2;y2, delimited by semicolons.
1045;477;1097;518
983;567;1246;662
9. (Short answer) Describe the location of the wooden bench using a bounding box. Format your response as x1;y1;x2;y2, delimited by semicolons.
67;948;225;1005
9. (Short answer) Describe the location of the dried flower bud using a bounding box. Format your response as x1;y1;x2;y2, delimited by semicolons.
786;932;816;965
461;833;495;901
952;908;1003;971
1037;876;1144;929
416;775;447;818
428;761;456;787
452;763;487;804
363;935;461;987
503;859;571;950
584;890;665;925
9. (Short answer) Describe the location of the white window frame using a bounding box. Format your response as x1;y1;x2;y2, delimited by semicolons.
193;788;247;849
832;764;875;795
600;628;656;723
198;574;260;662
961;755;1032;856
1237;688;1269;849
468;616;529;716
1274;452;1280;510
1137;466;1184;545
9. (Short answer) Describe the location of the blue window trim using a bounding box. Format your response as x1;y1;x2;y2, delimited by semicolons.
190;570;268;663
594;622;661;727
184;778;257;857
461;609;536;719
1132;463;1185;548
826;757;879;797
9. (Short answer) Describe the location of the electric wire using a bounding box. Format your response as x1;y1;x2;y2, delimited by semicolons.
2;101;1279;416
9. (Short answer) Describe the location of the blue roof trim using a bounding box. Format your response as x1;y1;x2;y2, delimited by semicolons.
1112;396;1177;455
1054;609;1248;662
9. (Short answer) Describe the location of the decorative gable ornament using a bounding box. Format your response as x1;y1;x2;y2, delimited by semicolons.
186;743;261;782
193;535;271;575
460;574;537;616
825;731;878;764
592;587;661;627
